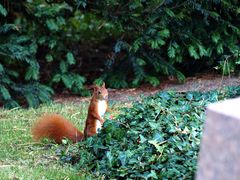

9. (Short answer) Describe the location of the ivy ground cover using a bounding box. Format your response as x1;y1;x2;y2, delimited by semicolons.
61;86;240;179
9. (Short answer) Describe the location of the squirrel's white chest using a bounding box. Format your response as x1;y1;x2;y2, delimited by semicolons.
96;100;107;133
97;100;107;117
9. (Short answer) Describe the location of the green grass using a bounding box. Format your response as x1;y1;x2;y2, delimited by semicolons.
0;102;93;179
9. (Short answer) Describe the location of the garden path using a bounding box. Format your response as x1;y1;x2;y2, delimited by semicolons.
54;73;240;103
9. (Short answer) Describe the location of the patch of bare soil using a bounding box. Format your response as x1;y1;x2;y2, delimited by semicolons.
54;73;240;103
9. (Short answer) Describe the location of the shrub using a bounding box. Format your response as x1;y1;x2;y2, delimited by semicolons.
84;0;240;87
0;1;115;107
1;1;240;107
0;2;54;108
61;86;240;179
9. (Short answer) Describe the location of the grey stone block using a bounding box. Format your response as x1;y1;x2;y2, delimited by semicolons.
196;97;240;180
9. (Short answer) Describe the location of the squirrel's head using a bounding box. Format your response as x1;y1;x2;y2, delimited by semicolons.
93;82;108;100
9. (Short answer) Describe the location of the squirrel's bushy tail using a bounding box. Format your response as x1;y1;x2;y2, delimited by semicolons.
32;114;84;144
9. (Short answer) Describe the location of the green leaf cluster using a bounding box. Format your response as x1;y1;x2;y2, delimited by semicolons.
0;8;53;107
61;86;240;179
1;0;240;107
83;0;240;87
0;1;114;107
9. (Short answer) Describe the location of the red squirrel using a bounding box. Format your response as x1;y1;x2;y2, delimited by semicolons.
31;83;108;144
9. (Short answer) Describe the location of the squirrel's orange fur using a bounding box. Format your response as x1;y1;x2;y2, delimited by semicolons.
31;83;108;144
32;114;84;143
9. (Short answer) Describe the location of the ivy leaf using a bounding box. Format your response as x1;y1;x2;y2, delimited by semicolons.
106;151;113;167
186;93;193;100
118;151;127;166
147;170;158;179
148;140;165;153
139;134;147;143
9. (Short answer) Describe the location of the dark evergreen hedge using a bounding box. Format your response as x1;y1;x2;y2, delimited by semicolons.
1;1;239;107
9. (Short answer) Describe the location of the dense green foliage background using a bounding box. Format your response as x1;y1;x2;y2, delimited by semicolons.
1;0;240;107
61;86;240;179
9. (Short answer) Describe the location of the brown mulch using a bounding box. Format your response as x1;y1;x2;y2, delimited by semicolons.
54;73;240;103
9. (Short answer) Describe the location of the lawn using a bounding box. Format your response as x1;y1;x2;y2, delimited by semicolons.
1;86;240;179
0;102;95;179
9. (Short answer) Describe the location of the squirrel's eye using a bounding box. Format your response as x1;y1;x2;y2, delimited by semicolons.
98;91;101;95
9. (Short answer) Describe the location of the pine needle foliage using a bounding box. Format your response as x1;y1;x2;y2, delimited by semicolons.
1;0;240;107
0;1;91;108
79;0;240;87
1;0;118;108
0;2;53;108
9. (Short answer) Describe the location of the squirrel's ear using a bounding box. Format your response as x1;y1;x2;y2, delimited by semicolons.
102;82;105;88
93;86;98;92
